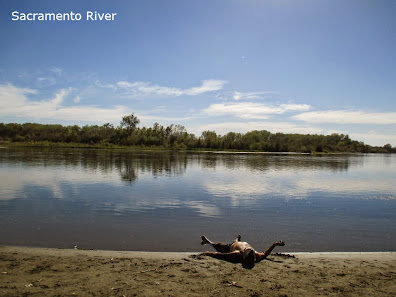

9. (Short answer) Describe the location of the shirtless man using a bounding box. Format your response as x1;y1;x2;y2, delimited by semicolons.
200;235;285;269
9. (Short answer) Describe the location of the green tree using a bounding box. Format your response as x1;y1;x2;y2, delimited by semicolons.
120;114;140;133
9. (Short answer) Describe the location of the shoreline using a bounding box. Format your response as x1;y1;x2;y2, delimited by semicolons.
1;244;396;256
1;246;395;296
2;142;392;155
2;245;395;258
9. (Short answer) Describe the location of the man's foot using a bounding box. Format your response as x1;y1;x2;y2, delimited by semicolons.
201;235;211;245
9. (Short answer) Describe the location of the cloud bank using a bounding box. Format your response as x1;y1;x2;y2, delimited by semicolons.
196;121;322;136
116;79;227;97
232;91;278;100
204;102;311;119
293;110;396;125
0;83;128;123
1;76;395;146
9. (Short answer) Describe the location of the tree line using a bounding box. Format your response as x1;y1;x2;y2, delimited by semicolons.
0;114;394;153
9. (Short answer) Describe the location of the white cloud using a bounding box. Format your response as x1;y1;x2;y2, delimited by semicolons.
0;83;129;124
349;132;396;147
233;91;277;100
203;102;311;119
138;114;192;122
51;88;71;105
293;110;396;124
49;105;129;123
116;79;227;97
0;84;39;113
184;79;227;95
94;80;117;90
196;121;322;135
117;81;183;96
36;76;57;87
0;83;37;104
281;104;312;111
48;67;63;76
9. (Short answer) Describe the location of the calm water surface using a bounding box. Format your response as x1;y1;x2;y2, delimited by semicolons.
0;147;395;252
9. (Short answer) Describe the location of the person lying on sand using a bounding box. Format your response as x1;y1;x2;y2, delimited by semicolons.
200;235;285;269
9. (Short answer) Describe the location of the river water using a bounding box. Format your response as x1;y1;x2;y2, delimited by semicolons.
0;147;395;252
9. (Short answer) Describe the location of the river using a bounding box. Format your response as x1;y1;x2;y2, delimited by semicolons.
0;147;395;252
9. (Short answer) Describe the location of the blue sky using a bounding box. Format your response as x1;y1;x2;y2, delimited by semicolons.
0;0;395;146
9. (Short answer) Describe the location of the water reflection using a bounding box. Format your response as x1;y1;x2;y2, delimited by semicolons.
1;148;395;207
0;147;395;252
1;148;395;203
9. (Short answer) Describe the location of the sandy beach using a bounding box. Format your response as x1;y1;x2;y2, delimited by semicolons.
0;246;395;297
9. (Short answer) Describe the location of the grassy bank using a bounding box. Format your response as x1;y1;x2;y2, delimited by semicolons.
0;141;369;155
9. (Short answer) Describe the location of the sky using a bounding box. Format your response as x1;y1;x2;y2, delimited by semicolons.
0;0;395;146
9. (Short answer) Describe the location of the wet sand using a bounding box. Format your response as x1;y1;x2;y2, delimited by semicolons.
0;246;395;296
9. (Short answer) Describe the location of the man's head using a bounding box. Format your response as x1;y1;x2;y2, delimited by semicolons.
242;248;256;269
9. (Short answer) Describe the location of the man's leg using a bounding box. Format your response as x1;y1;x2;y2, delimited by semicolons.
201;235;231;253
232;234;242;243
201;251;243;263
